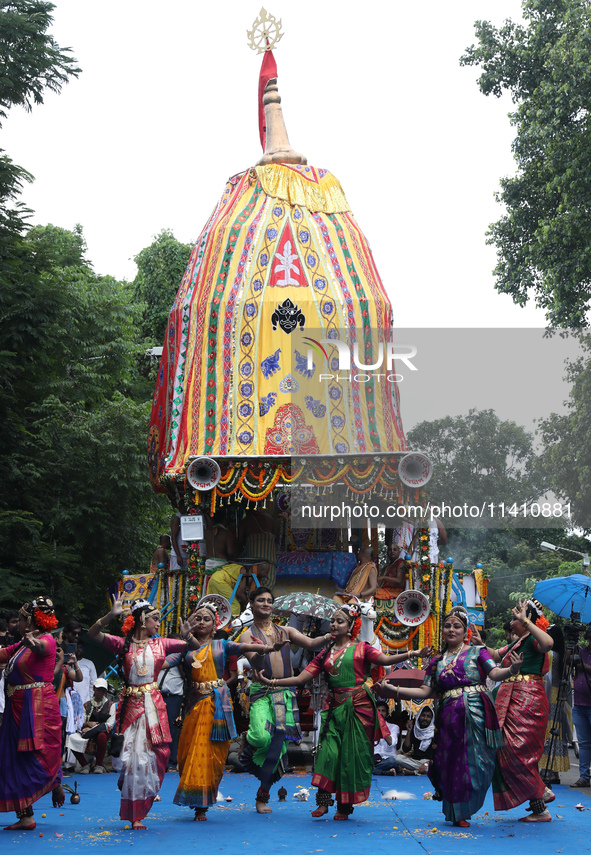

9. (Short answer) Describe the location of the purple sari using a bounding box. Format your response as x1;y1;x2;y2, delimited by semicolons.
424;646;502;823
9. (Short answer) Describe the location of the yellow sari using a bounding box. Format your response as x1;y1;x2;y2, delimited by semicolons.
174;641;236;809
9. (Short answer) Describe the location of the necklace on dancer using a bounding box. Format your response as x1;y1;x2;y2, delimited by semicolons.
327;642;352;677
133;638;151;677
260;622;276;637
443;643;465;674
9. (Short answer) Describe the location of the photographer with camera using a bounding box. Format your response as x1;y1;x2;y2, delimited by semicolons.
571;624;591;788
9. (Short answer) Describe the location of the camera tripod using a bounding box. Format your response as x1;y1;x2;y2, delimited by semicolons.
541;618;589;785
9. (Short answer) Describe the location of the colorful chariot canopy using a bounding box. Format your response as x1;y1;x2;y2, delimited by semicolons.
148;56;406;493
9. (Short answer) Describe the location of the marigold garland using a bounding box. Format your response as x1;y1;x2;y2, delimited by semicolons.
376;626;419;649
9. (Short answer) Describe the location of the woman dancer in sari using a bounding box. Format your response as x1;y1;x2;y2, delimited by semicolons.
174;602;287;820
379;606;520;828
88;595;199;829
0;597;64;831
487;599;554;822
257;604;431;820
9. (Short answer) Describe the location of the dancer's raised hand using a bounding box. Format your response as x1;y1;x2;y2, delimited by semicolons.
511;599;528;625
470;623;483;644
110;592;125;618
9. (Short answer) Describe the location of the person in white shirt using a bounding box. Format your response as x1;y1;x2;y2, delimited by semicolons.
373;701;400;775
76;644;98;704
68;678;116;773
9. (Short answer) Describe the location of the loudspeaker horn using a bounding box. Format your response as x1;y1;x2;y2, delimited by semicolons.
398;452;433;488
186;457;222;490
393;589;431;626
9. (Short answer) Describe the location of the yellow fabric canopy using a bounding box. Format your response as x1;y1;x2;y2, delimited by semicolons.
148;163;406;488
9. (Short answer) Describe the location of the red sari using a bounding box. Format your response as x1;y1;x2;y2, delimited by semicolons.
0;636;62;814
101;634;186;822
493;634;549;810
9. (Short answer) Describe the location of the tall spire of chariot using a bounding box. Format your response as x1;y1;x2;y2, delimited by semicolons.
248;8;307;166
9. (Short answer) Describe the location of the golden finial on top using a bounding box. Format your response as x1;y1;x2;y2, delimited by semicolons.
247;7;283;53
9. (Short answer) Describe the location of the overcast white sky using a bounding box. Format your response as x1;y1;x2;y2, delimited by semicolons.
6;1;581;433
3;0;541;326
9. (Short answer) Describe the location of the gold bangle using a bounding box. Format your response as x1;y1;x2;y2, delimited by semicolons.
395;685;400;698
522;618;530;627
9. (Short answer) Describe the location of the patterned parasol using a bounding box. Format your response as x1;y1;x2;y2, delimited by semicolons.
272;592;339;620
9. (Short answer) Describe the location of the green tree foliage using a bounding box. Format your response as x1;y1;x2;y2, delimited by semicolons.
0;225;169;618
0;10;171;620
407;408;542;512
133;230;192;345
0;2;79;249
537;334;591;531
407;409;591;640
461;0;591;327
0;1;80;123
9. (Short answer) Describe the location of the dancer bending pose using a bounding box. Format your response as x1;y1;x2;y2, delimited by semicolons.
257;603;431;820
239;587;332;813
174;601;288;820
0;597;64;831
89;595;199;829
379;606;520;828
486;599;554;822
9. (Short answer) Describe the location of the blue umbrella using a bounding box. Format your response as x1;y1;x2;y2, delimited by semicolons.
533;574;591;623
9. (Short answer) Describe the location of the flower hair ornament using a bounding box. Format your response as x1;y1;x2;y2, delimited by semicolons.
20;596;58;631
338;604;362;640
196;602;221;629
446;606;469;627
130;600;160;627
121;614;135;636
526;599;550;632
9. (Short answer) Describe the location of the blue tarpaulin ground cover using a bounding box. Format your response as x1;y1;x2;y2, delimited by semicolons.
2;772;590;855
